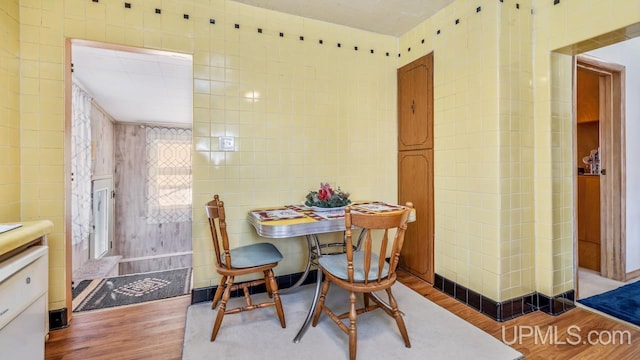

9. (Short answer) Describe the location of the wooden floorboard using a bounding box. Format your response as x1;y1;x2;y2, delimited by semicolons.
45;271;640;359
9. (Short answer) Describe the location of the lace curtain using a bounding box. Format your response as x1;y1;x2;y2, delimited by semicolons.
145;126;192;224
71;83;93;247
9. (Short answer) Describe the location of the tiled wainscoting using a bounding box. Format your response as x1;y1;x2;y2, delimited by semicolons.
433;274;575;321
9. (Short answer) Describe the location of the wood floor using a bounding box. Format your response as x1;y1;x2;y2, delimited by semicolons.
45;270;640;360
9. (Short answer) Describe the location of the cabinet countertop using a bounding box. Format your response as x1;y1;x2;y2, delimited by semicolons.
0;220;53;258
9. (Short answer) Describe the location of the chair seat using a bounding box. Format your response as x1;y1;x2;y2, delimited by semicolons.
319;251;389;282
223;242;283;269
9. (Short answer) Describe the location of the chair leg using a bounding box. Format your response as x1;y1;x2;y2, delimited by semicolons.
263;270;274;298
386;288;411;348
211;276;234;342
211;275;227;309
363;292;370;309
312;278;331;326
348;291;358;360
267;269;286;328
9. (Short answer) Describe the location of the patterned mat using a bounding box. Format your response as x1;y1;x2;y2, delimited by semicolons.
73;267;192;312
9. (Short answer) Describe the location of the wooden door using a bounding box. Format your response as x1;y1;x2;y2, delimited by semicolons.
397;53;434;283
398;55;433;151
398;149;434;281
577;176;600;271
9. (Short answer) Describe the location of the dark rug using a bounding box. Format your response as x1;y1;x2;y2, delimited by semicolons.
73;267;192;312
578;281;640;326
72;279;92;299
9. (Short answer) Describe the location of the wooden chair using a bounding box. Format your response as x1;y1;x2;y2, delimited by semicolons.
206;194;286;341
312;203;413;360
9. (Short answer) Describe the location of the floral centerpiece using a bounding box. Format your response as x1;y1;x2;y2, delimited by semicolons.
305;182;351;209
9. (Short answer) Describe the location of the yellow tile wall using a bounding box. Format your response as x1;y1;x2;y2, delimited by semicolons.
19;0;398;309
400;0;536;302
533;0;640;296
400;0;640;302
15;0;640;311
19;0;67;310
0;0;21;222
498;1;535;301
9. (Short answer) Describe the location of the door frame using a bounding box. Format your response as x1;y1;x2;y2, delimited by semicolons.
64;38;194;322
573;55;626;297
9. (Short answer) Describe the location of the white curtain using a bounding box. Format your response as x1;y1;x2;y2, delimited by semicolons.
145;126;192;224
71;83;93;247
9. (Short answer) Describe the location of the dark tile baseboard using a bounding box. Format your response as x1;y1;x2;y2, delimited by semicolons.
191;270;319;304
191;271;575;322
434;273;575;321
49;308;69;330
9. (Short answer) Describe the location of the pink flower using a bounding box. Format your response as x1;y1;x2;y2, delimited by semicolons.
318;182;333;201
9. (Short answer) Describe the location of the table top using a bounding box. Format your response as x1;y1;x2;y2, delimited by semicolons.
247;201;413;238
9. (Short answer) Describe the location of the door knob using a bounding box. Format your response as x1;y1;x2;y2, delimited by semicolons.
601;169;606;175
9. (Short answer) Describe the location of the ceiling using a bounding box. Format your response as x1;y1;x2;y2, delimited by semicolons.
71;44;193;127
71;2;455;126
231;0;455;36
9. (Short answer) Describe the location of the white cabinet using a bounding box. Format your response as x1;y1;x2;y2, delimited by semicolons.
0;246;48;360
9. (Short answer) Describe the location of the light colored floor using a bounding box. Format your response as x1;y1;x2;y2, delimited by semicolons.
578;267;640;299
72;255;121;283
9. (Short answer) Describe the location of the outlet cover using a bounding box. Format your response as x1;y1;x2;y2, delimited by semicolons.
219;136;235;151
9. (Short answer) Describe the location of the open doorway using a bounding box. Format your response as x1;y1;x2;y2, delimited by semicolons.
573;37;640;300
66;40;194;314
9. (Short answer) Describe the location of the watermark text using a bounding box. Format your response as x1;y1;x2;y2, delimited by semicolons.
502;325;632;346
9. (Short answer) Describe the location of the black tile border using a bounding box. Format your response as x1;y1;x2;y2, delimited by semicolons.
191;271;575;321
49;307;68;330
191;270;319;304
433;273;575;321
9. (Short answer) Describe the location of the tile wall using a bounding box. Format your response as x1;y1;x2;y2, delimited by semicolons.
0;0;20;222
9;0;640;311
399;0;640;302
399;0;536;302
533;0;640;296
498;1;535;301
17;0;398;310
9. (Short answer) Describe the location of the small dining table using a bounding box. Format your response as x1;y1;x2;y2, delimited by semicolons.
247;201;415;343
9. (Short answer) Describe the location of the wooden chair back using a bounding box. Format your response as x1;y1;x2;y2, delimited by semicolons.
205;194;231;270
344;203;413;284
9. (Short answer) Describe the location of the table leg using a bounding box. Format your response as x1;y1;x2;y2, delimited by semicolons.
292;234;322;343
280;235;315;294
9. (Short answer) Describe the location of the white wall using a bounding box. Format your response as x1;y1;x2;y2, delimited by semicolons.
587;37;640;273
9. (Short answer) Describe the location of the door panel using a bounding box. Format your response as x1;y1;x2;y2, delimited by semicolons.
398;55;433;150
398;149;434;282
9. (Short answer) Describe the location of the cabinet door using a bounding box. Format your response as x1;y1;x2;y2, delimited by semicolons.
398;54;433;150
577;176;601;271
398;149;434;283
577;67;600;123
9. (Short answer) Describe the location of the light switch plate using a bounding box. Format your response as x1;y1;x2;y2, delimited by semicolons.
219;136;235;151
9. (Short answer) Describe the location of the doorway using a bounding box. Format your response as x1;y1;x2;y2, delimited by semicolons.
65;40;194;317
574;54;626;299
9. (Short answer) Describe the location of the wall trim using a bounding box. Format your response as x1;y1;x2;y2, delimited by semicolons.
626;268;640;281
191;270;319;304
434;274;575;321
49;308;69;330
192;271;575;321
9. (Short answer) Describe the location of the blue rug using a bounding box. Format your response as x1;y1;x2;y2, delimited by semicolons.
578;281;640;326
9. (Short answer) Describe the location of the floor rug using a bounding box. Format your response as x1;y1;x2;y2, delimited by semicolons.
578;281;640;326
72;279;92;299
73;267;192;312
182;282;523;360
